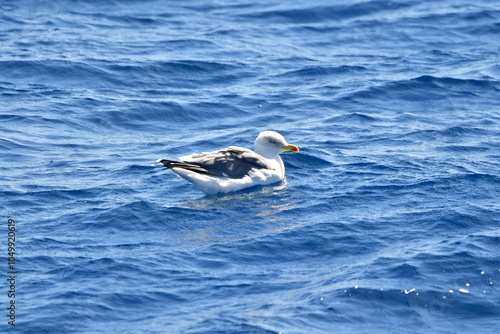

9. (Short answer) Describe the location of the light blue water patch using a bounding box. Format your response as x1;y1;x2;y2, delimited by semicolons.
1;0;500;333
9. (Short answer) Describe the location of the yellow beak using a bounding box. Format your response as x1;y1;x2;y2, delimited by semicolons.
282;144;299;152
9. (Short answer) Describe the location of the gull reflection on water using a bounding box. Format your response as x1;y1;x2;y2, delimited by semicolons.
185;180;291;211
174;180;302;247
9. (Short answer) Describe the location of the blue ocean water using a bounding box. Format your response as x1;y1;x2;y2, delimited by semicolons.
1;0;500;333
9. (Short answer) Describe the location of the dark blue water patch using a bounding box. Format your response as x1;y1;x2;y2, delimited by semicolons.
101;291;187;318
276;65;368;79
356;171;498;191
63;200;235;233
401;126;492;142
471;21;500;35
0;9;25;23
183;319;277;334
184;1;256;14
50;257;142;281
239;1;415;24
326;112;381;123
54;187;110;202
105;60;243;78
97;101;189;130
384;207;498;236
0;59;247;91
436;144;490;153
76;13;161;27
345;75;499;105
78;100;250;133
349;173;500;214
447;236;500;268
384;262;422;280
23;254;67;272
157;38;217;50
243;113;299;129
3;180;116;216
413;249;500;289
0;60;118;88
197;221;383;266
338;286;500;324
432;210;499;232
0;137;43;152
415;75;500;92
0;114;89;140
467;233;500;250
23;300;121;334
284;149;334;169
412;7;500;34
326;136;415;152
0;81;27;95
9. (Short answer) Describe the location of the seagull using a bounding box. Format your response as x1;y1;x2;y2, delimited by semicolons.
157;130;299;194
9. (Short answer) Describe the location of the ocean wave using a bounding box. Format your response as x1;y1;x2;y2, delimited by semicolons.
239;1;414;23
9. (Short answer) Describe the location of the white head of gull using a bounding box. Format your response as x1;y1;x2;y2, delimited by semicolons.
254;130;298;158
157;130;299;194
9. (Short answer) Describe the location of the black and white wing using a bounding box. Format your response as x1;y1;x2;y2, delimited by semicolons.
158;146;273;179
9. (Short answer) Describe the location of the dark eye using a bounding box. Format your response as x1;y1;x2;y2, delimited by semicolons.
269;139;277;144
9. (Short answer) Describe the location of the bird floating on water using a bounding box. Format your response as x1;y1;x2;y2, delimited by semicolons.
157;130;299;194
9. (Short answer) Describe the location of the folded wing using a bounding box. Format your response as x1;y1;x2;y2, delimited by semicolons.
158;146;273;179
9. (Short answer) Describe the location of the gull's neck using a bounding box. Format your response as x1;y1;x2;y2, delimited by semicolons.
256;149;279;160
255;148;285;178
